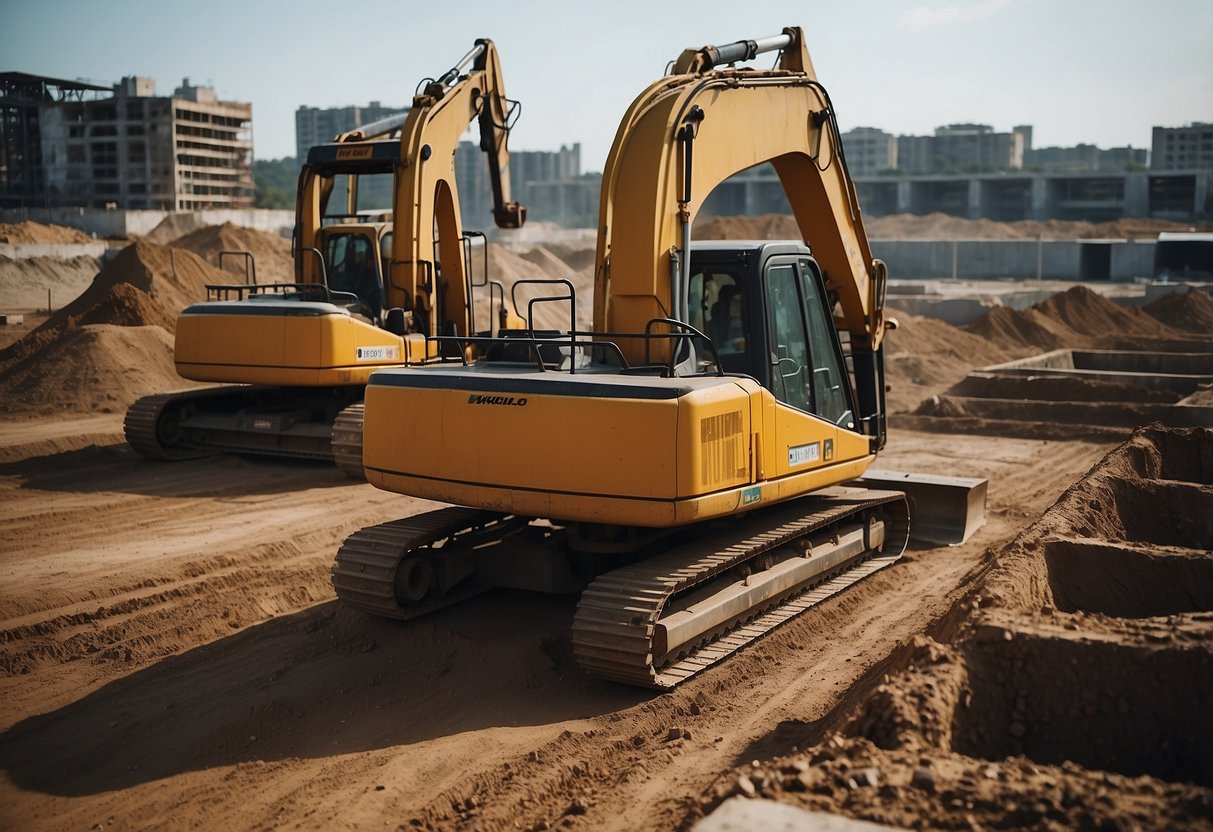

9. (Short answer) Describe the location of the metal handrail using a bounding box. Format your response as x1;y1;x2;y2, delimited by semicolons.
218;250;257;285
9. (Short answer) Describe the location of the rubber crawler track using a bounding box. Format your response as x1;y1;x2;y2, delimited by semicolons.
572;488;910;688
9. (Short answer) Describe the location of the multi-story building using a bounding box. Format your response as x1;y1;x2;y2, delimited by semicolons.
1151;123;1213;171
841;127;897;176
454;141;584;228
294;101;406;158
1026;144;1148;173
2;72;254;210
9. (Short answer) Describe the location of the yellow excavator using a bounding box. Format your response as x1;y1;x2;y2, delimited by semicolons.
334;28;984;687
124;39;525;474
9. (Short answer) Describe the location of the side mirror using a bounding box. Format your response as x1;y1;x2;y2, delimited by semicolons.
385;307;407;336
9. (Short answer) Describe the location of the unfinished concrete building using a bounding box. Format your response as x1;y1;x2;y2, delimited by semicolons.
0;72;109;209
3;72;253;210
1152;123;1213;171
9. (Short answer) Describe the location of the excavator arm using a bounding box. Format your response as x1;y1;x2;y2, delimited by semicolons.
594;27;888;355
389;38;525;337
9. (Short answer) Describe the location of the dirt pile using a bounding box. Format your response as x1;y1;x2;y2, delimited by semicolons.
483;243;594;330
0;240;228;415
0;221;94;245
881;310;1010;413
964;285;1180;351
0;254;101;311
699;426;1213;831
58;239;235;326
1143;288;1213;334
170;222;294;284
141;213;208;245
542;241;597;273
0;323;180;416
694;212;1209;241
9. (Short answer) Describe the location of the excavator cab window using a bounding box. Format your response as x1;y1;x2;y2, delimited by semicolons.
325;232;383;319
764;259;854;428
690;268;749;373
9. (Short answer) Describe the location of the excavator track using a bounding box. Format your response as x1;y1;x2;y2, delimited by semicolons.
332;507;504;618
125;385;359;464
124;390;219;461
331;403;365;479
572;488;910;688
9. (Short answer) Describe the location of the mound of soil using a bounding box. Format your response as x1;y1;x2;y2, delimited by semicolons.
962;303;1072;352
141;213;207;245
0;221;95;245
881;310;1010;413
964;286;1180;351
483;243;593;331
0;254;101;311
542;241;596;273
0;240;231;415
49;239;235;330
694;214;801;241
0;323;182;415
1143;288;1213;334
1034;285;1176;340
170;222;294;283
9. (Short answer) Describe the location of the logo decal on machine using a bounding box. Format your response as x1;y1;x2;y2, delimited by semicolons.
742;486;762;506
788;442;821;468
356;346;401;361
467;394;528;407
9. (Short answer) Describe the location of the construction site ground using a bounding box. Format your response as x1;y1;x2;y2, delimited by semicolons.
1;217;1211;831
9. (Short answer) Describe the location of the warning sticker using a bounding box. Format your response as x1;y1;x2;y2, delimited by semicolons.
356;345;401;362
788;442;821;468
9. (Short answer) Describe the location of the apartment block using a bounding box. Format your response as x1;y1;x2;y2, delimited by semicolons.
841;127;897;176
1152;123;1213;171
294;101;406;159
2;72;254;210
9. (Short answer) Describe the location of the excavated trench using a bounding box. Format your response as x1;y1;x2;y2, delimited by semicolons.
953;628;1213;785
1045;539;1213;617
914;347;1213;434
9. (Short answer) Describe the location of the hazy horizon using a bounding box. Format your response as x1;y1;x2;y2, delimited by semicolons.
4;0;1210;169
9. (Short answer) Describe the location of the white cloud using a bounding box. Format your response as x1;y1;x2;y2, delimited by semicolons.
897;0;1018;32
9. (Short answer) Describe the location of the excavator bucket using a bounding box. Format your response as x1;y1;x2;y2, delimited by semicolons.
848;469;987;546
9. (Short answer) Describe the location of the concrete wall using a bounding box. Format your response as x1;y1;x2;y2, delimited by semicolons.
872;239;1155;281
0;207;293;239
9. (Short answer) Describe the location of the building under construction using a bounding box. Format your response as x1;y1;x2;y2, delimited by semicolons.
0;71;253;210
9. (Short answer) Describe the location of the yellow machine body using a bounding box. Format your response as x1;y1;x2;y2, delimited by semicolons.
364;367;873;527
175;305;427;386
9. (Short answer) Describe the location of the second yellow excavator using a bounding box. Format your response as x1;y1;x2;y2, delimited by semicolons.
334;28;985;687
125;39;524;474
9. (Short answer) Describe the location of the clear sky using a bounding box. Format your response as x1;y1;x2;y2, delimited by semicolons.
3;0;1210;170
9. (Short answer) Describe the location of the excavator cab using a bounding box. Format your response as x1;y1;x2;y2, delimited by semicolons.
689;243;859;431
318;228;385;321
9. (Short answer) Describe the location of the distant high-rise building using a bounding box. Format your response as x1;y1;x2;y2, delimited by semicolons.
1151;123;1213;171
6;72;255;210
454;141;583;228
841;127;897;176
931;123;1023;171
294;101;407;159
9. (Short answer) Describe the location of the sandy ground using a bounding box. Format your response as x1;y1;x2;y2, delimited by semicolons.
0;413;1114;831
